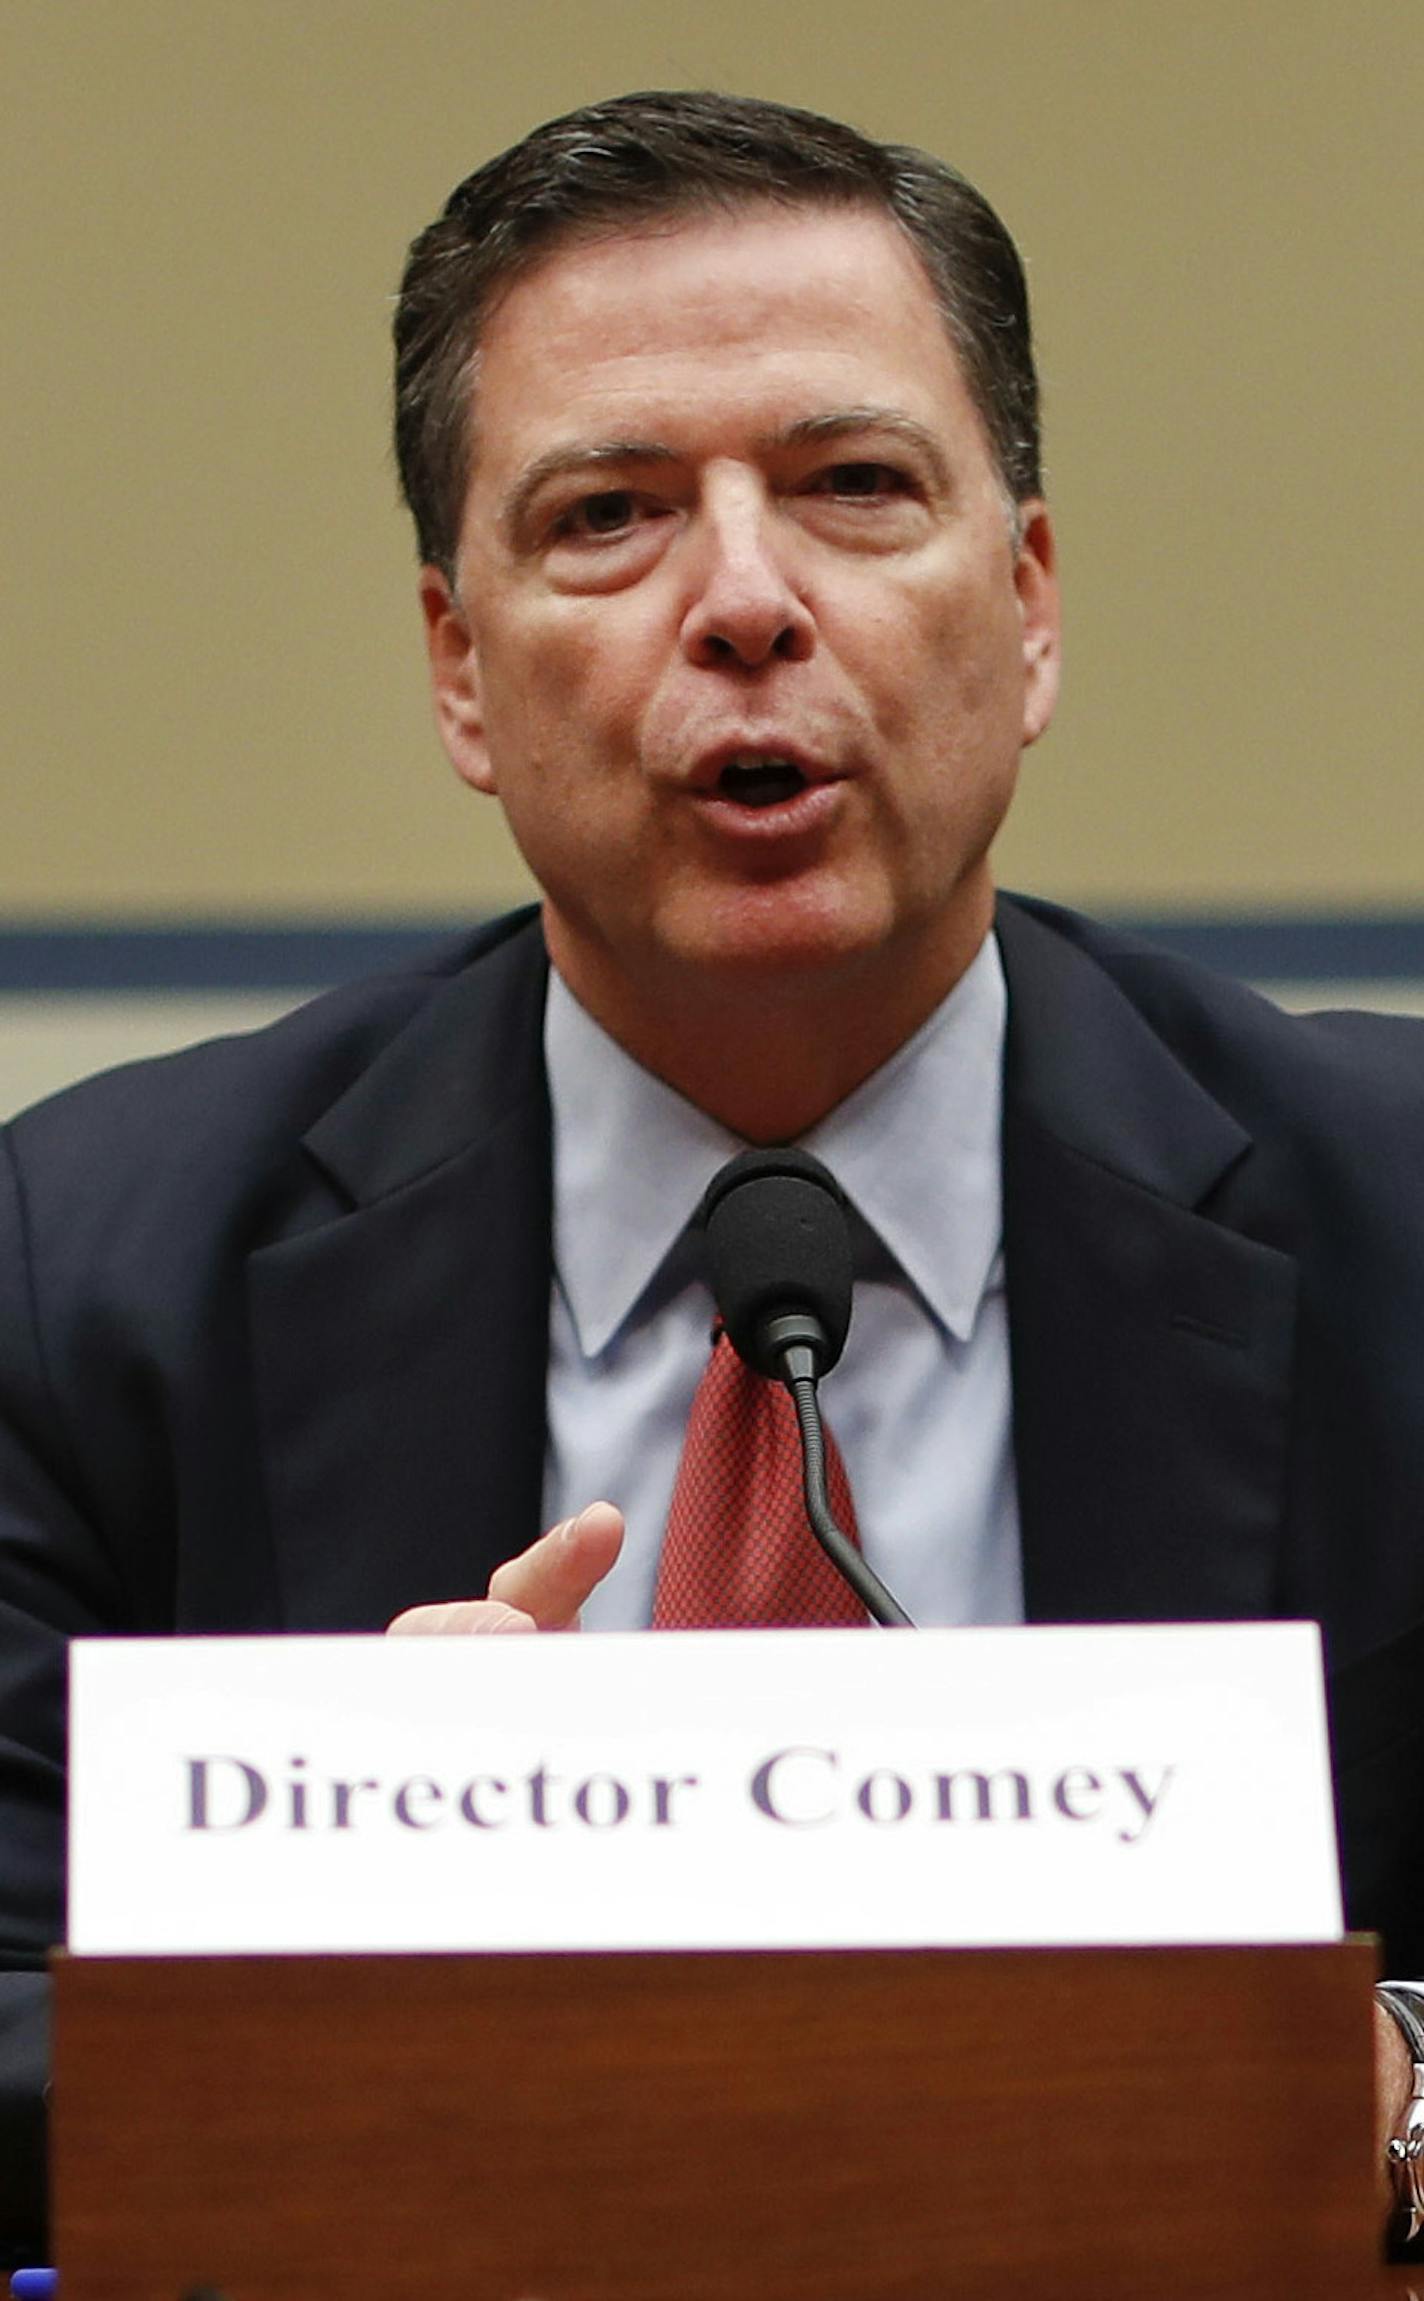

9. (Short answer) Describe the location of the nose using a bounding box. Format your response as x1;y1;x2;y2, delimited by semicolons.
679;482;816;670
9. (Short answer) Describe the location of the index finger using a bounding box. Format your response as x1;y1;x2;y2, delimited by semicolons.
486;1500;625;1630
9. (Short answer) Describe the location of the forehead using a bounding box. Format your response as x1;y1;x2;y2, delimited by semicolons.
464;205;986;489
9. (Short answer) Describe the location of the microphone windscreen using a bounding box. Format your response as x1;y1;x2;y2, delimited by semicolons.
699;1148;853;1377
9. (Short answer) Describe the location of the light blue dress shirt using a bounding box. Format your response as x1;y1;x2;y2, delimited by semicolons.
542;933;1023;1630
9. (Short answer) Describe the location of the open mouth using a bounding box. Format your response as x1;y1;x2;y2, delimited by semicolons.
715;757;810;808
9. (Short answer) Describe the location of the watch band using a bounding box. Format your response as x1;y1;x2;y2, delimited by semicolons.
1377;1984;1424;2243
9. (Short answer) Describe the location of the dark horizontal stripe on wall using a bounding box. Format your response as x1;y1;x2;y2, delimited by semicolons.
1107;913;1424;983
2;912;1424;995
0;922;473;994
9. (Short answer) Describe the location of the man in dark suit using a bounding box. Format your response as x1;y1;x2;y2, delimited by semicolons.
3;90;1423;2256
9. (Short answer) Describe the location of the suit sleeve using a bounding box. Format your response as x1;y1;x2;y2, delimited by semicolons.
0;1127;133;2258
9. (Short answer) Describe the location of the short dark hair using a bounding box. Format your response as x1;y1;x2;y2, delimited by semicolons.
393;90;1041;580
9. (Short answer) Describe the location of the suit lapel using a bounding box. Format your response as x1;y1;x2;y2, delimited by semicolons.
996;900;1299;1624
248;918;553;1629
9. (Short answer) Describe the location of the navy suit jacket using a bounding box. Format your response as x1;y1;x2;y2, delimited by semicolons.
4;892;1424;2249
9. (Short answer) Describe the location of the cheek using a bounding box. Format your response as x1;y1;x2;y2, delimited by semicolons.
858;594;1016;753
925;574;1026;725
480;604;657;764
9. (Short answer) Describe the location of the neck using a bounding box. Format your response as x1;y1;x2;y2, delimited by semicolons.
547;902;993;1142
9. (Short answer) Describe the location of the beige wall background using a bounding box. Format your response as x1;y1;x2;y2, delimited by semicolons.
3;0;1421;928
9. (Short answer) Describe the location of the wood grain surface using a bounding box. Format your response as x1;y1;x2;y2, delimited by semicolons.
53;1940;1386;2298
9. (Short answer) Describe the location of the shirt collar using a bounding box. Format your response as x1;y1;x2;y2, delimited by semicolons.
545;932;1006;1358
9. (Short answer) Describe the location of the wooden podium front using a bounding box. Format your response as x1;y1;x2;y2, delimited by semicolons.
52;1939;1382;2299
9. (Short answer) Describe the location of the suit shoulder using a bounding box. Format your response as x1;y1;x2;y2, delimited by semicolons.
1003;894;1424;1127
2;910;542;1218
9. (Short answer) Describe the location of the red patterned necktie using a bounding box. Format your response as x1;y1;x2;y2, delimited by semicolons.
653;1326;868;1627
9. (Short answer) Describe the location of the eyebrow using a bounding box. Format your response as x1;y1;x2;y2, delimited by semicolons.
769;407;952;492
499;404;952;543
501;441;679;543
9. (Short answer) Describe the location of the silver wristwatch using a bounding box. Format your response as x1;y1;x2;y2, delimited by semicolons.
1378;1983;1424;2242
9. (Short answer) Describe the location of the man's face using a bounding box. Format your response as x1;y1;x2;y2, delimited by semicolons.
423;203;1059;1039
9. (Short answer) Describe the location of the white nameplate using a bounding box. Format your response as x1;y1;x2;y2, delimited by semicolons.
68;1622;1341;1956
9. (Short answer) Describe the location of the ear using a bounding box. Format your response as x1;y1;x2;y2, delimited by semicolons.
1013;502;1062;750
418;566;498;796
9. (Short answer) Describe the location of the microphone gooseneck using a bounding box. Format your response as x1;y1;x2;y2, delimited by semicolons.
697;1150;914;1629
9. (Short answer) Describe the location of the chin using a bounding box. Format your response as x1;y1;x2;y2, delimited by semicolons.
655;900;898;988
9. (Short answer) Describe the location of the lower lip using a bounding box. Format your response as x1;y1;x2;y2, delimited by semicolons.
692;778;846;843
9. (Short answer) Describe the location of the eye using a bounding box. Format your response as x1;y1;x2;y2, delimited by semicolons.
810;461;911;501
553;489;645;541
538;479;680;592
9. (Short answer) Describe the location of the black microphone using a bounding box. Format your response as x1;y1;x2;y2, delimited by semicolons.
698;1150;914;1628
